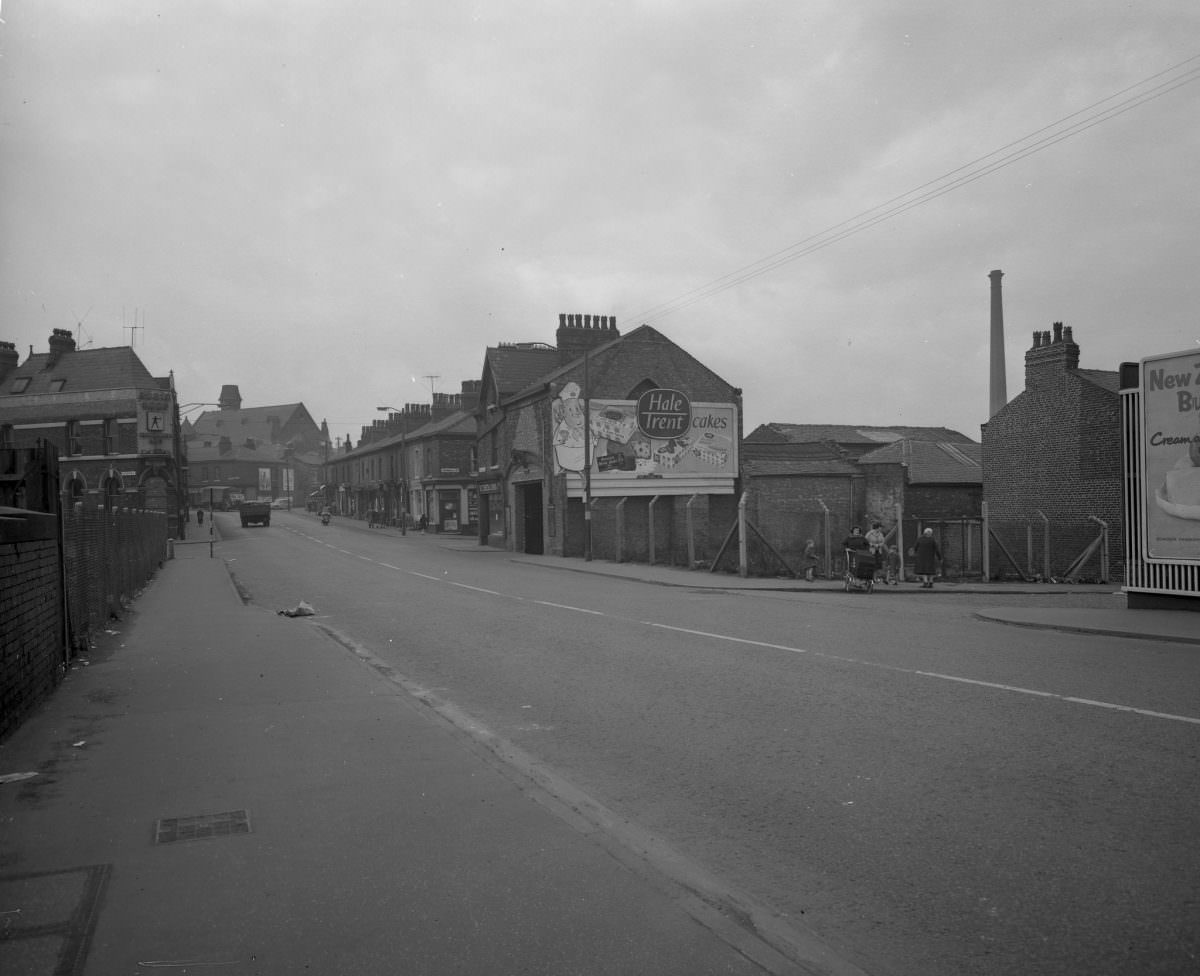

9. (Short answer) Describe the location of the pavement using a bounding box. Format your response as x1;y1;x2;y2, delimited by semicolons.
1;519;1196;976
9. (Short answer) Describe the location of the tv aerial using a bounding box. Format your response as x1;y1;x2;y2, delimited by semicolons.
72;306;94;347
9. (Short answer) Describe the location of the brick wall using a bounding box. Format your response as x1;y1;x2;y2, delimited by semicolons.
0;511;64;741
745;474;858;572
512;325;743;562
982;329;1124;579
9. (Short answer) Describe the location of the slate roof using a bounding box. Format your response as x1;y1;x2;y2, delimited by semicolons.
483;344;562;399
743;456;861;478
747;423;975;446
1;346;159;397
190;403;310;446
341;409;475;460
1076;368;1120;395
856;439;983;484
187;439;288;464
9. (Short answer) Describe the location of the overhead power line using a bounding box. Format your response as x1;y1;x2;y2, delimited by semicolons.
627;54;1200;325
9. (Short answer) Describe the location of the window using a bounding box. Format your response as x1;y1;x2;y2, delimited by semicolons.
66;420;82;456
0;424;12;450
49;378;66;393
11;377;30;393
102;418;116;454
102;473;122;507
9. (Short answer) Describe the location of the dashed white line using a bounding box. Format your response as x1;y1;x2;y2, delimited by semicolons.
449;581;502;595
535;601;604;615
294;528;1200;727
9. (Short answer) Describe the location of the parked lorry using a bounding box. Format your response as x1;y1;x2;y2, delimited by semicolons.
239;499;271;527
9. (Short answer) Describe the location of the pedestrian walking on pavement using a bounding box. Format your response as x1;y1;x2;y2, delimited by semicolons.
196;508;204;526
912;528;941;588
802;539;818;581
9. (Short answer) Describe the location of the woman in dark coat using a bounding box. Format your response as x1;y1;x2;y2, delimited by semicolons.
912;528;941;588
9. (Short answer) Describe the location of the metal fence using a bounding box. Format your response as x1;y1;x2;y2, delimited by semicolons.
982;509;1113;582
62;501;169;646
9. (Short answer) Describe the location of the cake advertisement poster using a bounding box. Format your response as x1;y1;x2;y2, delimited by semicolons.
574;394;736;481
1141;348;1200;562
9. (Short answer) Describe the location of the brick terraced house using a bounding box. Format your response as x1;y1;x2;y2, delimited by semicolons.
0;330;186;537
477;314;742;564
981;323;1122;580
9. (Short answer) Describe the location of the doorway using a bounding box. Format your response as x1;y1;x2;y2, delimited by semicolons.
519;482;544;554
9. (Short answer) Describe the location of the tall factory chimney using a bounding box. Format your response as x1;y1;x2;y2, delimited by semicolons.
988;269;1007;417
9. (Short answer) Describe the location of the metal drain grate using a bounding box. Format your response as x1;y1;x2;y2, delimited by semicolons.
154;809;251;844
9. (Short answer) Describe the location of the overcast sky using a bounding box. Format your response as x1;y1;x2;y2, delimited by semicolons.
2;1;1197;448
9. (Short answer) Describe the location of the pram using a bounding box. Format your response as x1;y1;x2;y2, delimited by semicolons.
843;548;876;593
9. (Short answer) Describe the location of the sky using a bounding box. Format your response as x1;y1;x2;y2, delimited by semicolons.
2;1;1198;449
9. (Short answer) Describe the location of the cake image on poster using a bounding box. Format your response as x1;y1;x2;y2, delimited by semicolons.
1155;434;1200;519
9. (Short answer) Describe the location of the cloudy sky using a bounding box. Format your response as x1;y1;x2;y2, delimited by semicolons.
2;1;1197;448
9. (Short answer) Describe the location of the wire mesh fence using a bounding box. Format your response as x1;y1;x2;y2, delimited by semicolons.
63;500;168;647
984;514;1114;583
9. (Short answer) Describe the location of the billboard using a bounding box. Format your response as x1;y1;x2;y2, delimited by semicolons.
552;382;737;495
1139;348;1200;563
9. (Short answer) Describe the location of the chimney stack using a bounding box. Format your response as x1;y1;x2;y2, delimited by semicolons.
556;312;620;365
0;340;19;384
988;270;1007;417
46;328;76;368
1024;321;1080;389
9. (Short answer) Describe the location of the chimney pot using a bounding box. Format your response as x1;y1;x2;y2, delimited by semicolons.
1063;325;1074;344
559;313;566;327
1052;322;1063;342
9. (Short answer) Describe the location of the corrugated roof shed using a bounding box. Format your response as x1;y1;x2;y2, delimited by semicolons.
857;439;982;484
747;423;975;445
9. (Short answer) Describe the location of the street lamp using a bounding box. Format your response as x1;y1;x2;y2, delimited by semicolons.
376;406;408;535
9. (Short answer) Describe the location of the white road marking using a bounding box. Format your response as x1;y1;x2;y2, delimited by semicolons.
535;601;604;614
449;581;502;595
293;528;1200;727
644;621;808;655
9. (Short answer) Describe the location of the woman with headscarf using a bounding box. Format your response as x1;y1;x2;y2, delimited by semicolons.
912;528;942;588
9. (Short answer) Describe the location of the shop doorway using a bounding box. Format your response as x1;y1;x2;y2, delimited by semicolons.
519;482;544;554
438;489;461;533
